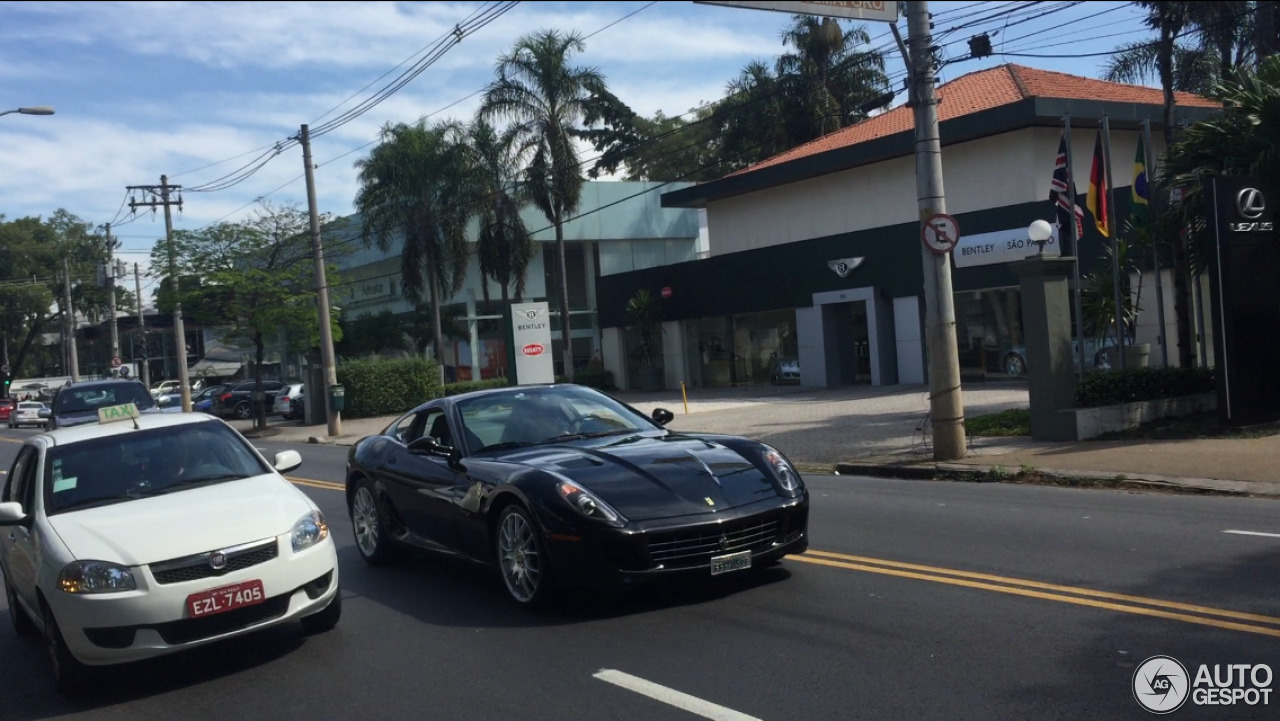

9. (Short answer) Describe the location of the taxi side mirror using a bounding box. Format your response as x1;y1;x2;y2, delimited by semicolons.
0;502;28;526
273;450;302;475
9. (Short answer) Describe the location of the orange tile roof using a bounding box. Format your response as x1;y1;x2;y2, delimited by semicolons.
731;63;1219;176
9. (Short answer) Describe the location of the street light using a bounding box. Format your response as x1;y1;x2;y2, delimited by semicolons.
0;106;55;118
1028;219;1054;254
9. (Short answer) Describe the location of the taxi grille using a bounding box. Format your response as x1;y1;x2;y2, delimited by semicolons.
646;515;779;568
150;539;279;585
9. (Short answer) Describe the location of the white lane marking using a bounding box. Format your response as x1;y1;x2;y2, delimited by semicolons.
1224;530;1280;539
594;669;763;721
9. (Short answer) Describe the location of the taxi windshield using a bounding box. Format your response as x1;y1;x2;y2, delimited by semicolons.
44;422;271;514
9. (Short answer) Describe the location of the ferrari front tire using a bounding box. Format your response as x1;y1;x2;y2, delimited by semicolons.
495;504;553;607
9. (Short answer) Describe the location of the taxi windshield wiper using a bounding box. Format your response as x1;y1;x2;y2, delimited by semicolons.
155;475;244;493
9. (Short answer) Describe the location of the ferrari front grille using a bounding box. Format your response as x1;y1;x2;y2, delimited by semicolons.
646;515;780;566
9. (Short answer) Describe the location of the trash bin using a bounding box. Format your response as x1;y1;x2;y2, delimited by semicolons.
329;384;345;413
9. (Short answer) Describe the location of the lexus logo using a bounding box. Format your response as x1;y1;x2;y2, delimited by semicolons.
209;551;227;571
1237;188;1266;220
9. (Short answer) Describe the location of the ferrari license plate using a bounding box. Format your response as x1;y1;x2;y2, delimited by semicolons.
710;550;752;576
187;579;266;618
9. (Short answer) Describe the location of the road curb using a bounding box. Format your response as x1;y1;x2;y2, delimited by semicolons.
835;461;1280;498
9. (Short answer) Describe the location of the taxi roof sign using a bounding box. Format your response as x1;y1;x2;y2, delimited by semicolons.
98;402;140;426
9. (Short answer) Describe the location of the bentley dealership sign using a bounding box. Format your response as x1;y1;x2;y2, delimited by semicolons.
507;302;555;385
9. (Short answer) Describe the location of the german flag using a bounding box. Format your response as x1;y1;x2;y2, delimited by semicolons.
1086;130;1109;237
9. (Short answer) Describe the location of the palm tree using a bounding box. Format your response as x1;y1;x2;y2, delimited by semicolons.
482;29;608;382
353;120;472;365
719;60;788;171
775;15;886;142
468;117;534;312
1106;1;1254;368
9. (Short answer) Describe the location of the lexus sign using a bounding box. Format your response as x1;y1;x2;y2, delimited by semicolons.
1230;187;1273;232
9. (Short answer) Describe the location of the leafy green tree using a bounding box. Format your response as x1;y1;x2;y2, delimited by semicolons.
1163;54;1280;271
482;29;613;381
336;309;411;358
158;202;340;429
354;119;472;366
468;117;535;311
775;16;886;143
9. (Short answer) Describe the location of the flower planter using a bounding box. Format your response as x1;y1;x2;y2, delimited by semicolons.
1071;392;1216;440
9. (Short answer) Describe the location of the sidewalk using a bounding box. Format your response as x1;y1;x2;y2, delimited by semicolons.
235;381;1280;499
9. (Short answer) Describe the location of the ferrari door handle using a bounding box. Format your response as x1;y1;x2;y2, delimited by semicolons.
6;532;14;541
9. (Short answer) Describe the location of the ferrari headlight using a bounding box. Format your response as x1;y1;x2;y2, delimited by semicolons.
763;447;803;495
556;481;624;524
58;560;137;594
291;510;330;552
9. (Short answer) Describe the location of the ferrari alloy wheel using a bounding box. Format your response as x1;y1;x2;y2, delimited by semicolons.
496;504;550;606
233;402;252;420
43;605;89;695
351;481;397;565
5;579;36;636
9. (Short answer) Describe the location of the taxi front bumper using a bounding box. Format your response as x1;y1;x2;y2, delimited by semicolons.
47;534;338;665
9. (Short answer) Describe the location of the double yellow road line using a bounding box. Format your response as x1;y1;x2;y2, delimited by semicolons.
288;476;344;492
793;550;1280;638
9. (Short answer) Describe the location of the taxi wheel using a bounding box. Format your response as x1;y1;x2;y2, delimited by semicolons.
42;605;90;695
300;589;342;634
5;580;36;636
350;479;400;566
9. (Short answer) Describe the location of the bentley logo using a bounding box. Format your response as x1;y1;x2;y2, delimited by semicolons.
1237;188;1265;219
523;309;538;320
827;257;865;278
209;551;227;571
718;534;729;551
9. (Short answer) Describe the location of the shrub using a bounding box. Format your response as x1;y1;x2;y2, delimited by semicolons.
336;356;442;419
1075;366;1215;408
444;378;511;396
966;408;1030;436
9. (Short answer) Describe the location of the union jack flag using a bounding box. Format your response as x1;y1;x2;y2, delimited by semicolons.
1050;131;1084;247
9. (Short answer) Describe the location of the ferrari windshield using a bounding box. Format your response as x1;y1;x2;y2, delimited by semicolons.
44;422;271;514
457;386;657;451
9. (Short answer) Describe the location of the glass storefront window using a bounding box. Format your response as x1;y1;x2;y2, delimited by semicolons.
953;287;1024;376
690;310;798;388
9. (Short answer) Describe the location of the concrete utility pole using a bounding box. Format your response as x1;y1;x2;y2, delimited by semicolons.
62;257;80;382
105;223;120;364
297;124;342;437
129;176;191;410
905;1;966;460
135;263;150;388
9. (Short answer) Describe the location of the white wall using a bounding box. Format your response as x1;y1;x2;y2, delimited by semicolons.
705;127;1168;255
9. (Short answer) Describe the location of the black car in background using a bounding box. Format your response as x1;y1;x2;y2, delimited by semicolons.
345;384;810;607
47;378;158;429
211;380;285;420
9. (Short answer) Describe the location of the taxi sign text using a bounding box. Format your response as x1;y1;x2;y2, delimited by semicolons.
98;402;140;424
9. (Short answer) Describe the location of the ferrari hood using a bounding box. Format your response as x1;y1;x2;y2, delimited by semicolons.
47;475;316;567
503;435;780;521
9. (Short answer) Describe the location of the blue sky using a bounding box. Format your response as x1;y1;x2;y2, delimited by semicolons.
1;1;1154;295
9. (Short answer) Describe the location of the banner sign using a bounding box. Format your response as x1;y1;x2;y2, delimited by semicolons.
952;226;1061;268
509;302;555;385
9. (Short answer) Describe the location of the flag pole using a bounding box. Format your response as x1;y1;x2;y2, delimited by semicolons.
1102;115;1124;368
1143;118;1168;367
1063;115;1087;379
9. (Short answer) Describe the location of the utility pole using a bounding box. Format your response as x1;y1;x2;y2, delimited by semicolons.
298;124;341;437
129;176;191;411
104;223;121;365
135;263;150;388
901;1;966;460
62;257;80;382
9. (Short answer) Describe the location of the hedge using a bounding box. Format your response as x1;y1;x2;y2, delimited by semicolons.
335;357;442;419
1075;366;1215;408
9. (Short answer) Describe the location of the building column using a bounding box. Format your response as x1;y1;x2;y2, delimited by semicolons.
1010;255;1078;441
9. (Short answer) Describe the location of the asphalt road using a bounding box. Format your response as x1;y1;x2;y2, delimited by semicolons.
0;426;1277;720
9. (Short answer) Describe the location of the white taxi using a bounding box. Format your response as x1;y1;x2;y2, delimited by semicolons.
0;404;340;693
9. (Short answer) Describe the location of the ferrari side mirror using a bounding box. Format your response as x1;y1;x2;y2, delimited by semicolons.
651;408;675;426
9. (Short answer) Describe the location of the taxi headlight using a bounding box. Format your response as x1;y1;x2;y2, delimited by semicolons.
291;510;329;552
58;560;137;594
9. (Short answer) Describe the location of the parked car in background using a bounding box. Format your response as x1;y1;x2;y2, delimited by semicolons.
770;357;800;384
47;379;159;429
274;384;305;420
149;379;202;399
1001;338;1113;377
212;380;285;420
8;401;47;429
192;384;227;414
0;399;15;424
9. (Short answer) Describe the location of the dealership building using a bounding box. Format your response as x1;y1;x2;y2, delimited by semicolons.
595;64;1220;390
